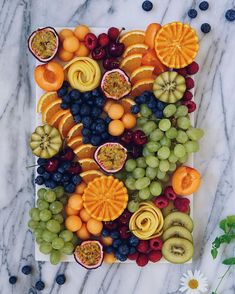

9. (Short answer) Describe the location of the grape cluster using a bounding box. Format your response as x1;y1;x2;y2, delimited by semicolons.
28;187;78;265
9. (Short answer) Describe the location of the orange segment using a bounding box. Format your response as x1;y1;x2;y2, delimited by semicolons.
67;123;83;140
58;112;76;139
120;54;142;74
78;158;100;172
48;109;68;128
144;23;161;49
119;30;145;47
41;99;62;123
130;66;155;84
131;78;154;97
123;43;149;58
80;170;103;184
37;92;58;113
67;136;83;150
141;49;168;75
74;144;96;160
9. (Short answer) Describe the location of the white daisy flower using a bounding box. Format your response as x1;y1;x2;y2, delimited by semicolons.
179;270;208;294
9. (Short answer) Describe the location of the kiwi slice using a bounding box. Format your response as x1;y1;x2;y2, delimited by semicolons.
162;226;193;242
162;237;194;264
163;212;193;232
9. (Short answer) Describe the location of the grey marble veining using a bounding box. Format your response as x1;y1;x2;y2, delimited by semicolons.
0;0;235;293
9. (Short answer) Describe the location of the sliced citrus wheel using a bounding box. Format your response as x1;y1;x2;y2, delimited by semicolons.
131;78;154;97
120;54;142;74
67;123;83;140
123;43;148;58
67;136;83;150
48;109;68;128
41;99;62;123
74;144;96;160
58;112;76;139
130;66;155;84
78;158;100;172
155;22;199;69
80;170;103;184
37;91;58;113
119;30;145;47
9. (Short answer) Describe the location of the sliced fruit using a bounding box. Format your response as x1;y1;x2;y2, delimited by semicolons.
162;200;190;217
30;124;62;158
80;170;103;184
141;49;168;75
123;43;149;58
153;71;186;103
155;22;199;69
131;78;154;97
48;110;68;128
163;212;193;232
119;30;145;47
162;226;193;242
67;136;83;150
130;66;154;84
37;91;58;113
120;98;136;113
78;158;99;172
144;23;161;49
58;112;76;139
67;123;83;140
41;99;62;123
74;144;96;160
120;53;142;74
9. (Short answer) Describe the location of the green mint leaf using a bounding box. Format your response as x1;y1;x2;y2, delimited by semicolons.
227;215;235;225
212;237;221;248
220;234;231;244
223;257;235;265
211;248;218;259
212;292;217;294
219;219;227;232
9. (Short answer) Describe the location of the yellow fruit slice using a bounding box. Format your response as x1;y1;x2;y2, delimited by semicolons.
41;99;62;123
48;110;68;128
123;43;149;58
80;170;103;184
67;136;83;150
37;91;58;113
120;54;142;74
78;158;100;172
131;78;154;97
74;144;96;160
119;30;145;47
67;123;83;140
130;66;155;84
58;112;76;139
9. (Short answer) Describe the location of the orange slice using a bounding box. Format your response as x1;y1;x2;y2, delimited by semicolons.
155;22;199;69
131;78;154;97
41;99;62;123
119;30;145;47
144;23;161;49
37;92;58;113
48;109;68;128
74;144;96;160
58;112;76;139
119;98;136;113
67;123;83;140
130;66;155;84
78;158;100;172
123;43;148;58
120;54;142;74
80;170;103;184
67;136;83;150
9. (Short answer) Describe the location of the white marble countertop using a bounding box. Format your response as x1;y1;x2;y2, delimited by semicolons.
0;0;235;293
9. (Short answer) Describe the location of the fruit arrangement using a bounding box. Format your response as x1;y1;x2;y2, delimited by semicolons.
28;22;204;267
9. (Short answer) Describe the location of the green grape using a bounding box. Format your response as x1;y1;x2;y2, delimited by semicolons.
146;141;161;152
160;136;171;147
37;199;49;210
178;154;188;164
146;167;158;180
50;249;61;265
53;186;64;199
59;230;73;242
146;156;159;168
156;170;166;180
132;167;145;179
157;146;170;160
52;237;64;250
137;117;148;126
140;104;152;117
62;242;74;255
44;190;57;203
175;105;188;117
37;188;47;199
149;181;162;196
177;117;191;130
30;208;41;221
159;119;171;131
136;157;147;168
71;234;79;246
143;121;157;135
161;174;170;183
184;140;200;153
165;127;178;139
28;220;39;230
150;129;164;141
163;104;177;117
60;196;67;205
186;127;204;141
125;159;137;172
168;151;178;163
125;177;136;190
135;177;151;190
174;144;186;158
42;230;57;242
38;221;47;230
149;114;158;121
34;228;43;238
49;201;63;214
128;200;140;213
143;146;154;157
176;130;188;144
53;213;64;224
39;209;52;222
169;162;177;172
139;187;151;200
36;237;43;244
40;242;52;254
46;220;61;233
159;160;170;172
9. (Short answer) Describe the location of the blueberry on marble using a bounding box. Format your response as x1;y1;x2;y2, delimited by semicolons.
22;265;32;275
142;0;153;11
9;276;17;284
37;158;47;166
35;176;44;185
37;166;45;175
188;9;198;18
35;280;45;291
201;23;211;33
225;9;235;22
199;1;209;11
56;274;66;285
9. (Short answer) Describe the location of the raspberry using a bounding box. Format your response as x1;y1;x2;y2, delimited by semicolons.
176;68;187;77
137;240;149;253
183;91;193;101
149;238;163;251
182;100;196;113
185;77;195;90
136;253;149;267
186;61;199;75
128;252;139;261
148;250;162;262
174;197;190;213
153;195;169;209
163;186;177;200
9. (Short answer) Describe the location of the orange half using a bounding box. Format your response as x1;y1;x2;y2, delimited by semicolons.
80;170;103;184
130;66;155;84
67;136;83;150
48;109;68;128
123;43;149;58
41;99;62;123
120;54;142;75
78;158;100;172
119;30;145;47
37;92;58;113
74;144;96;160
67;123;83;140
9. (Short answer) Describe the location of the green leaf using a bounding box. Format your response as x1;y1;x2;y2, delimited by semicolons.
219;234;232;244
212;292;217;294
212;237;221;248
219;219;227;232
211;248;218;259
223;257;235;265
227;215;235;225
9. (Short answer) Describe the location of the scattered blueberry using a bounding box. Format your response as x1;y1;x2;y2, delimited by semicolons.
47;180;57;189
37;166;45;175
22;265;32;275
35;176;44;185
90;135;101;146
115;252;127;262
74;114;82;123
199;1;209;11
225;9;235;22
64;183;76;193
142;0;153;12
118;244;129;256
80;105;91;116
60;102;69;110
70;89;81;101
128;235;139;247
9;276;17;284
201;23;211;33
131;105;140;114
56;274;66;285
110;231;120;240
37;158;47;166
71;104;80;115
102;229;110;237
188;9;198;18
35;280;45;291
52;172;62;182
72;175;82;185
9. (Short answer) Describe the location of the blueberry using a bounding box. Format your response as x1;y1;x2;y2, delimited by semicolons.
60;102;69;110
225;9;235;22
48;180;57;189
61;161;71;170
101;132;110;141
37;158;47;165
9;276;17;284
95;123;106;134
115;252;127;262
83;136;90;144
102;229;110;237
82;116;93;128
21;265;32;275
105;116;112;124
154;109;163;119
64;183;76;193
72;175;82;185
57;83;68;97
37;166;45;175
97;118;105;124
128;235;139;247
142;0;153;11
95;96;105;107
82;128;91;137
61;174;70;183
105;246;115;253
92;88;101;97
91;107;102;118
129;247;137;255
56;274;66;285
134;96;141;104
201;23;211;33
112;239;122;248
131;105;140;114
86;98;94;106
83;92;92;100
62;94;72;104
90;135;101;146
156;101;166;110
147;101;157;109
118;244;129;256
35;280;45;291
110;231;120;239
44;180;51;188
188;9;197;18
70;104;79;115
70;89;81;101
52;172;63;182
91;122;97;130
42;171;50;180
199;1;209;11
35;176;44;185
80;105;91;116
74;114;82;123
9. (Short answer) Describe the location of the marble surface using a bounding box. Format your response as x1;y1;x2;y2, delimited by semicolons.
0;0;235;293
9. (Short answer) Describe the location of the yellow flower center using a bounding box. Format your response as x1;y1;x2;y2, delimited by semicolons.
188;279;199;289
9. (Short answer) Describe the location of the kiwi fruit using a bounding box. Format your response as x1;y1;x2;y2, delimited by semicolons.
163;212;193;232
30;124;62;158
162;226;193;242
162;237;194;264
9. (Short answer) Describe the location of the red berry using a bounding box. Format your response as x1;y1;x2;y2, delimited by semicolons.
103;221;118;230
149;238;163;251
186;61;199;75
174;197;190;213
131;145;143;159
176;68;188;76
136;253;149;267
148;250;162;263
68;162;82;175
45;158;59;173
183;91;193;101
153;195;169;209
91;46;106;60
60;148;75;161
185;77;195;90
119;225;131;239
163;186;177;200
182;100;197;113
137;240;149;253
121;130;133;145
98;33;110;47
84;33;98;50
118;210;132;225
133;130;148;146
107;27;120;41
128;252;139;261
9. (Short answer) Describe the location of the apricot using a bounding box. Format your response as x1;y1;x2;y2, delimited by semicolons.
108;104;125;119
68;194;83;210
65;215;82;232
101;236;113;246
65;205;79;216
74;43;90;57
108;120;125;136
104;100;115;113
76;223;91;240
79;208;91;222
58;47;74;62
145;23;161;49
74;25;90;41
103;253;116;264
63;36;80;53
86;218;103;236
121;113;136;129
75;182;87;194
59;29;74;42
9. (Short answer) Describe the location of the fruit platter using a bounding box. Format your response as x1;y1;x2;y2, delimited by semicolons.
28;22;204;268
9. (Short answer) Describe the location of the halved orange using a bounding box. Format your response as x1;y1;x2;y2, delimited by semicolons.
123;43;148;58
131;78;154;97
67;123;83;140
119;30;145;47
130;66;155;84
41;99;62;123
74;144;96;160
67;136;83;150
48;109;68;128
37;92;58;113
120;54;142;74
58;112;76;139
80;170;103;184
78;158;100;172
